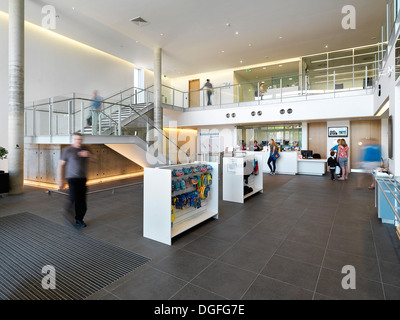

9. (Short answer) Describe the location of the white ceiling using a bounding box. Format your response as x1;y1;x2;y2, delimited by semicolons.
4;0;389;78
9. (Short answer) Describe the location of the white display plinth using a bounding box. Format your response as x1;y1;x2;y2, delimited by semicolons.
223;152;263;203
143;162;218;245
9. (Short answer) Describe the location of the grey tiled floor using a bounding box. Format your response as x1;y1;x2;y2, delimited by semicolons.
1;172;400;300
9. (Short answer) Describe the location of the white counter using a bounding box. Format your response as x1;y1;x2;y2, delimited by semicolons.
298;159;327;176
260;151;327;176
263;151;298;175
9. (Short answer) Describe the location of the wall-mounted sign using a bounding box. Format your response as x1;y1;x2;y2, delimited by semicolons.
328;126;348;137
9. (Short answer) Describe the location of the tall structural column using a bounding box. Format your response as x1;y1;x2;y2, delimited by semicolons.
153;47;163;155
8;0;25;195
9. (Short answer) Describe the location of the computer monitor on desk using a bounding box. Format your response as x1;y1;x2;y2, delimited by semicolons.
301;150;313;159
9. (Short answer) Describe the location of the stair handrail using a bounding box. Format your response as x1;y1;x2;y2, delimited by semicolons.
101;85;153;115
105;99;191;159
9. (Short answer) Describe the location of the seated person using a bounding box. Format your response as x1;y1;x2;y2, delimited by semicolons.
253;140;262;151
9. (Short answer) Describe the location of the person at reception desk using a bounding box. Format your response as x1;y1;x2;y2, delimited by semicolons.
253;140;263;151
267;139;279;175
337;139;349;181
330;139;342;178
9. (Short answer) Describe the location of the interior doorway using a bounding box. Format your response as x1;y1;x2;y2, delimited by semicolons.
189;79;200;108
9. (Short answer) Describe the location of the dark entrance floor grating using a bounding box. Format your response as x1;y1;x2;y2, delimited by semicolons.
0;212;150;300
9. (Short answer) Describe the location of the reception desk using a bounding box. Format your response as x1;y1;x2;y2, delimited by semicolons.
261;151;327;176
263;151;298;175
297;159;327;176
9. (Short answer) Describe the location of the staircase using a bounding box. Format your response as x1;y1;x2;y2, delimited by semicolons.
24;85;189;168
83;103;151;135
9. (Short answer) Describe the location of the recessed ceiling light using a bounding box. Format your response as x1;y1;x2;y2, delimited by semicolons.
248;44;252;47
279;36;283;39
240;60;243;63
235;31;239;35
160;33;164;36
221;50;225;53
226;23;230;27
279;65;282;67
325;45;328;48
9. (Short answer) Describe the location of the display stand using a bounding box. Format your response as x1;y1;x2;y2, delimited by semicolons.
143;162;218;245
222;152;263;203
375;176;400;227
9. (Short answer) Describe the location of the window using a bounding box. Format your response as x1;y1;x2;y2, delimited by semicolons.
134;67;144;103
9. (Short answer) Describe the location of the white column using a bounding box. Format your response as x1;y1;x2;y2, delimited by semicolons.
8;0;25;195
394;87;400;176
153;47;163;154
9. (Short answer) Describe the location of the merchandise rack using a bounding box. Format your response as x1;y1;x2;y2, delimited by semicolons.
143;162;218;245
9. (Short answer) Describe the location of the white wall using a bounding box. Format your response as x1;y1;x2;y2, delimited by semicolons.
0;12;151;172
326;120;350;159
171;94;374;128
197;125;237;153
374;39;398;175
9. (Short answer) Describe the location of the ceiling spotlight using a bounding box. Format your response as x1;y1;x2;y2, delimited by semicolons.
240;60;243;63
248;44;252;47
279;36;283;39
235;31;239;35
226;23;230;27
325;45;328;48
160;33;164;36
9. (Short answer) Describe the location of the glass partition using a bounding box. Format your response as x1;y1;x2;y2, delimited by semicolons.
237;123;302;151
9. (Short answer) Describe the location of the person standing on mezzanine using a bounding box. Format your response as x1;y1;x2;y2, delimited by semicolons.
201;79;213;106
